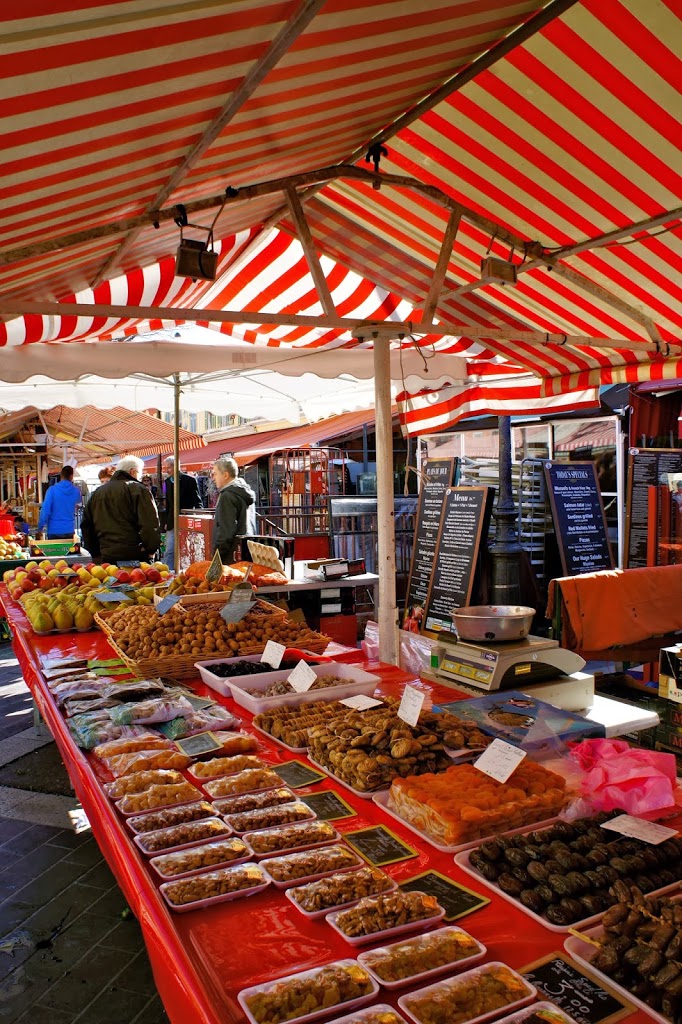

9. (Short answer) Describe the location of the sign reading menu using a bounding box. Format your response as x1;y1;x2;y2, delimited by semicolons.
403;458;457;632
625;448;682;567
522;953;632;1024
544;461;613;575
423;487;489;635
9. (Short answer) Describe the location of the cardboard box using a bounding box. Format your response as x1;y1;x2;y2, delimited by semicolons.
659;644;682;682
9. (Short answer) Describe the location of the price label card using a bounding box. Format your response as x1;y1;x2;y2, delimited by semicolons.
87;659;124;669
176;731;223;757
117;560;140;568
261;641;285;669
339;695;383;711
522;953;632;1024
91;666;131;676
185;694;217;711
474;738;526;783
299;790;356;821
97;591;133;603
220;593;253;624
287;660;317;692
600;814;679;845
400;870;489;922
275;760;326;789
398;684;425;727
206;550;223;583
156;593;182;615
345;826;418;867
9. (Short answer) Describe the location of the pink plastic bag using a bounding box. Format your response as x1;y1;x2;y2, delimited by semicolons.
569;738;677;816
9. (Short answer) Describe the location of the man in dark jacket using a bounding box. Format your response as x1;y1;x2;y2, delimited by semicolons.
81;456;160;564
162;456;203;570
211;457;256;563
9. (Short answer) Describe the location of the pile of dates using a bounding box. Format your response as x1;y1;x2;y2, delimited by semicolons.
207;659;319;678
591;883;682;1019
468;811;682;926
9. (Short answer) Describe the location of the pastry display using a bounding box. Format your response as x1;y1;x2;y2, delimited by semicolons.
190;755;267;779
466;814;682;926
212;788;296;816
203;768;282;798
327;1009;406;1024
399;963;533;1024
223;800;314;834
359;927;483;983
103;749;192;777
104;768;185;799
264;845;360;884
127;800;217;834
331;891;442;939
117;781;201;814
162;862;267;907
288;865;393;911
389;760;567;846
246;820;337;856
200;732;260;757
136;816;230;854
254;700;345;749
587;883;682;1020
242;963;374;1024
307;700;490;793
151;836;250;877
245;674;356;698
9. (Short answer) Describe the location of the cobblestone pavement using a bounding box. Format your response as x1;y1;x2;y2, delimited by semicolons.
0;645;169;1023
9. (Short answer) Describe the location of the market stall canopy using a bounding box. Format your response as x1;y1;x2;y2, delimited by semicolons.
0;0;679;396
0;405;205;462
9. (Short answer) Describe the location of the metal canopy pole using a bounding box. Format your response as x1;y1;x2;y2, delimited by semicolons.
373;337;399;665
173;374;180;572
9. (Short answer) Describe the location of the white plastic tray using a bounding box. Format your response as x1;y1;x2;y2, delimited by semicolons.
149;835;253;880
495;1001;581;1024
245;820;341;859
188;755;268;781
357;925;486;989
125;800;217;836
374;790;561;855
238;960;379;1024
195;655;273;697
211;787;296;817
326;904;446;947
223;800;317;836
250;721;308;753
325;1004;409;1024
263;845;365;890
397;962;536;1024
160;863;270;913
307;756;384;800
115;789;204;818
202;769;283;799
285;867;397;915
133;817;232;857
228;663;380;715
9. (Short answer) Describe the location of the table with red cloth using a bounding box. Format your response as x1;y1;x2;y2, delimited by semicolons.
0;585;661;1024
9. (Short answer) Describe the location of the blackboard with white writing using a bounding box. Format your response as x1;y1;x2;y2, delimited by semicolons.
523;953;632;1024
625;447;682;567
424;487;489;634
403;459;457;630
544;462;613;576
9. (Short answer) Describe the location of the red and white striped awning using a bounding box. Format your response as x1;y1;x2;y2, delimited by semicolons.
0;0;680;416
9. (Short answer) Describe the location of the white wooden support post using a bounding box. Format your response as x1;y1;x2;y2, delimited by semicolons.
373;337;399;665
173;374;180;573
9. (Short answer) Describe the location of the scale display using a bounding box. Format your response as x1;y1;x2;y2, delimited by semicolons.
435;636;584;693
439;652;496;688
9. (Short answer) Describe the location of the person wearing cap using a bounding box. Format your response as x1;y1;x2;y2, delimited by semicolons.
81;455;160;563
163;456;202;570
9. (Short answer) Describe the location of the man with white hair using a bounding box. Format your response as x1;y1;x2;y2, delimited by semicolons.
81;455;160;564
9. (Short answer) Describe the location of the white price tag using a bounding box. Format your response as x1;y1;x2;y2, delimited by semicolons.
600;814;679;845
156;593;181;615
287;660;318;693
340;695;383;710
474;739;526;783
261;641;286;669
398;684;425;727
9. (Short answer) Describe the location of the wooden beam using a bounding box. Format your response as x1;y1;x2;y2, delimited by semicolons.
2;299;679;350
285;186;336;317
422;211;461;324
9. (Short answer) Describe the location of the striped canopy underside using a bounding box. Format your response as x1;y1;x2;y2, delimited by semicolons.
0;0;680;435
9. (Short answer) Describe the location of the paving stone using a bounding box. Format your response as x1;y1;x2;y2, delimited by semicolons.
0;897;39;934
61;837;106;867
116;949;157;996
61;909;119;947
0;842;68;887
46;825;93;850
72;982;148;1023
130;994;170;1024
99;917;147;954
1;823;64;856
79;859;117;890
38;944;134;1014
13;1004;71;1023
0;820;32;846
0;962;53;1022
88;885;131;920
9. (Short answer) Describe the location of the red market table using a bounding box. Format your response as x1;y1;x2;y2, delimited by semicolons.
0;585;664;1024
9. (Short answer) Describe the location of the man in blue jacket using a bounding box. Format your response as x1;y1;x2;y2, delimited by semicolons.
38;465;82;539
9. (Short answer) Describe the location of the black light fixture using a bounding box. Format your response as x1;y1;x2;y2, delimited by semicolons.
173;204;218;281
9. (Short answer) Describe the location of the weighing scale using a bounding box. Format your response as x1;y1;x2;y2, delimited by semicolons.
428;634;595;711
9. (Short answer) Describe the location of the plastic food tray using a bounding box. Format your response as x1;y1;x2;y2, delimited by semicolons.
194;655;274;697
115;788;204;818
326;1004;410;1024
133;817;231;857
223;800;317;836
373;790;561;855
326;903;446;947
397;962;536;1024
261;845;364;890
244;821;341;859
160;862;270;913
495;1001;581;1024
238;959;379;1024
187;755;268;782
307;756;384;801
285;869;398;917
149;835;253;880
125;800;217;836
250;721;308;754
202;769;283;799
356;926;486;990
227;663;380;715
211;787;296;817
563;901;680;1024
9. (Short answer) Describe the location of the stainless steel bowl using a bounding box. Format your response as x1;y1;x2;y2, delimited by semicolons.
450;605;536;642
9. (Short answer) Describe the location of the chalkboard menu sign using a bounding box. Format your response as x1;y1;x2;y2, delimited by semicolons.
298;790;355;821
544;461;613;575
274;760;326;789
522;953;632;1024
403;458;457;632
399;870;489;921
423;487;489;635
625;447;682;567
344;825;418;866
